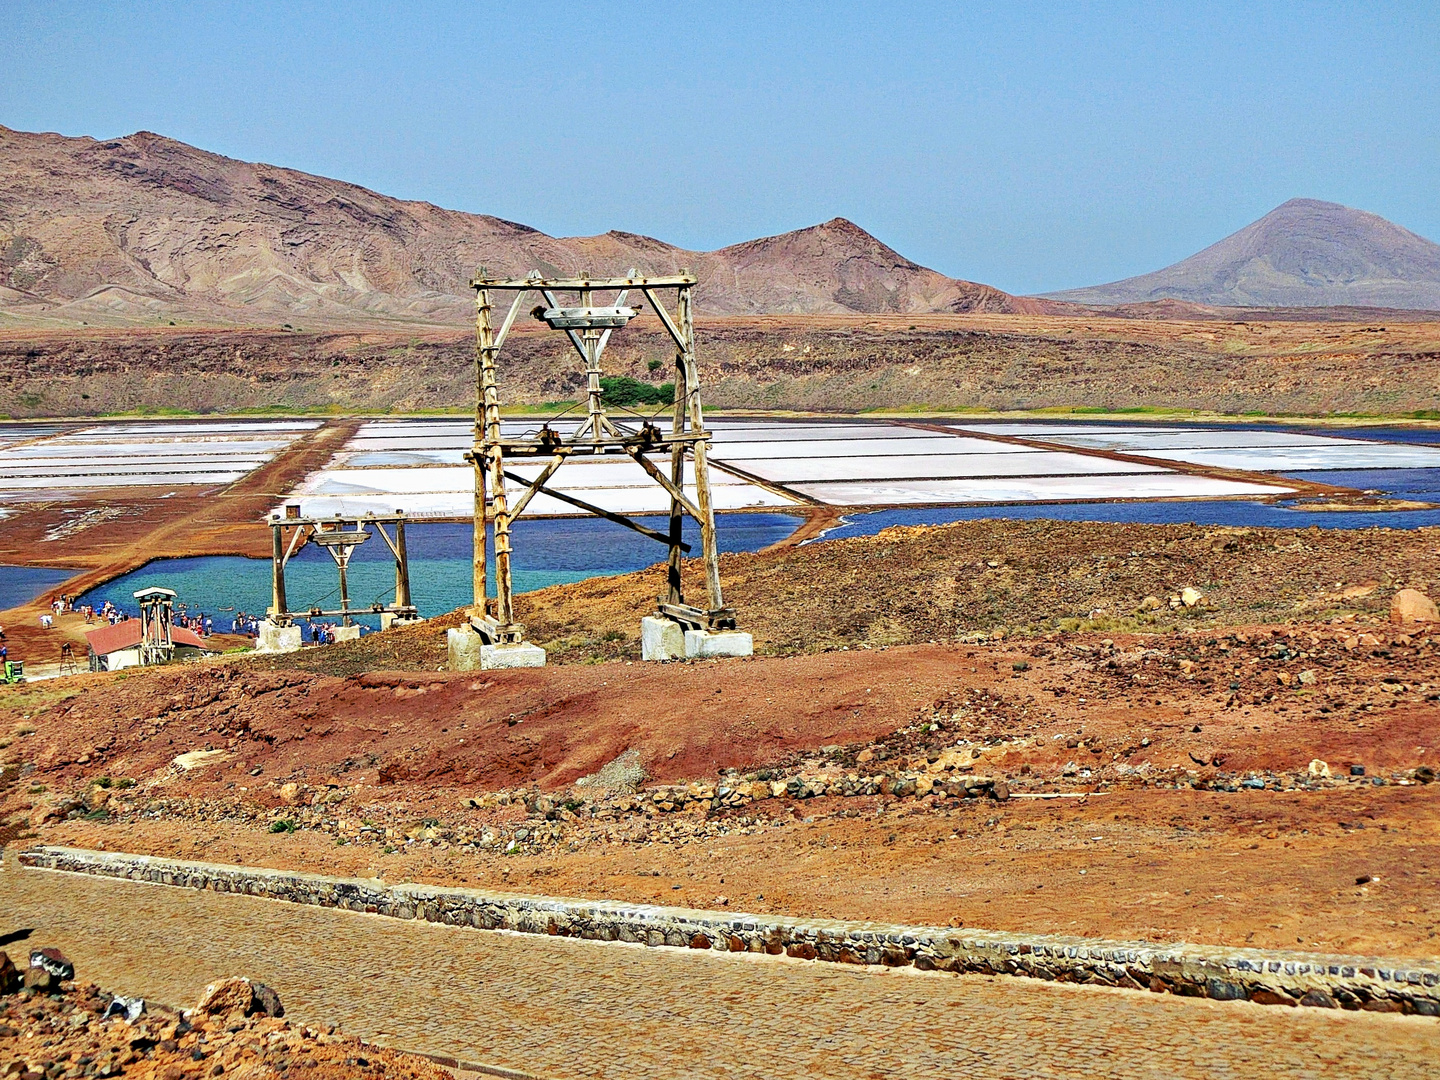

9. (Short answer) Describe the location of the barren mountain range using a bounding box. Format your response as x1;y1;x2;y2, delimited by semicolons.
5;119;1439;344
0;124;1043;327
1047;198;1440;310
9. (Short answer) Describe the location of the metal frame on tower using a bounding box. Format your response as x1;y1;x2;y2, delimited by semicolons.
464;269;736;650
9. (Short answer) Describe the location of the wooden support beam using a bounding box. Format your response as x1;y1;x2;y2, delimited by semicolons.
492;289;531;353
489;431;705;455
641;287;688;352
280;521;307;569
501;469;691;552
677;285;725;613
472;274;695;290
269;521;287;618
624;447;704;521
507;452;568;520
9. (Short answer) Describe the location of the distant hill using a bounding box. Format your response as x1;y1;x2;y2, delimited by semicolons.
1045;199;1440;310
0;124;1042;327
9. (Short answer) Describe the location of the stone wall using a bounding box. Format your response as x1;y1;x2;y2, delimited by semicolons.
17;846;1439;1015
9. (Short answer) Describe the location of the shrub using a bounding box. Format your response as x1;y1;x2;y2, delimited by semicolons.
599;376;673;407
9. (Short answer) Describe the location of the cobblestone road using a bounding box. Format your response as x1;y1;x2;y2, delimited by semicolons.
2;860;1432;1079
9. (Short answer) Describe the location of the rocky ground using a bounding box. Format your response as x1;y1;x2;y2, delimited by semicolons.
0;953;449;1079
4;312;1440;417
5;532;1434;1073
249;517;1440;667
1;516;1438;961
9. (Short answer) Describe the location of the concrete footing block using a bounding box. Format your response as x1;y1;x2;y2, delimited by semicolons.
480;642;547;670
255;620;302;654
447;626;484;671
683;629;753;659
332;624;361;643
450;627;546;671
641;616;686;661
380;613;425;631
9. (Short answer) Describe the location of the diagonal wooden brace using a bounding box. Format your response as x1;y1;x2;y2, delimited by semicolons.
624;447;703;521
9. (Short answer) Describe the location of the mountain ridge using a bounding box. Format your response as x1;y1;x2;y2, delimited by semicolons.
0;124;1043;327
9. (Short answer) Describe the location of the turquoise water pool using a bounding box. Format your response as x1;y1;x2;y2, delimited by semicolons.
79;513;801;625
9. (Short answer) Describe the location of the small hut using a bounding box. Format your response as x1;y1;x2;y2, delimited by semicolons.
85;620;209;672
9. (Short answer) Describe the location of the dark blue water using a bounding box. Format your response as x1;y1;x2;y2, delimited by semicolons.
79;514;801;626
0;564;78;610
810;422;1440;541
1285;469;1440;501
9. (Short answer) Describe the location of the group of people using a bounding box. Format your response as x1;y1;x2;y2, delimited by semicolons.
171;604;213;636
42;595;75;628
33;595;364;648
229;612;265;638
84;600;134;627
61;599;217;636
305;620;362;645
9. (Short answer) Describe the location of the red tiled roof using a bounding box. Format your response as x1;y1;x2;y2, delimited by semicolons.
84;620;208;656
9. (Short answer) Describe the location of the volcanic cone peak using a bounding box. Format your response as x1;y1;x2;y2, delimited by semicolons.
1046;198;1440;310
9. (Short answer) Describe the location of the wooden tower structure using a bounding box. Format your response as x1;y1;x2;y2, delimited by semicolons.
461;270;738;658
133;586;176;667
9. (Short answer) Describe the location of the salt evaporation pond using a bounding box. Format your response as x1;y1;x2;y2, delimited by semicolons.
79;514;800;626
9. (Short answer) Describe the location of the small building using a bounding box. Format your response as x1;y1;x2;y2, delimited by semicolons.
85;620;210;672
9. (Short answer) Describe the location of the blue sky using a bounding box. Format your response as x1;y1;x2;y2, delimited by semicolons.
3;1;1436;294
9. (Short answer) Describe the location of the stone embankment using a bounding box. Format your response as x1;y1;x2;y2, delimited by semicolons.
20;846;1440;1016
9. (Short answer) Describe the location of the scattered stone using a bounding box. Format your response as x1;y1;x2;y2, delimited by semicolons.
1;976;445;1079
1180;587;1203;608
173;749;229;771
1307;759;1331;780
0;953;16;995
251;982;284;1018
195;977;256;1017
1390;588;1439;625
574;748;646;795
1138;595;1163;612
21;966;57;993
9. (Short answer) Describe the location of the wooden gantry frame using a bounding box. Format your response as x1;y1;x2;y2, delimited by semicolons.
466;270;735;647
266;506;417;626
